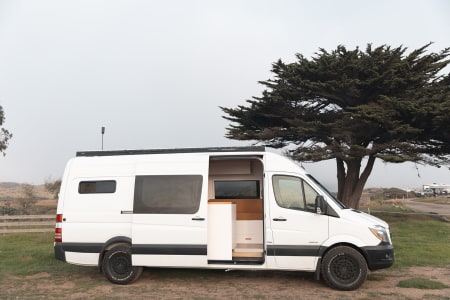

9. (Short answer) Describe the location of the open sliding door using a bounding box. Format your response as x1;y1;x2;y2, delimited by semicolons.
207;157;265;264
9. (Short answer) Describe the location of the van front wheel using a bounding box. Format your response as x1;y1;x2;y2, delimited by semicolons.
102;245;143;284
321;246;367;291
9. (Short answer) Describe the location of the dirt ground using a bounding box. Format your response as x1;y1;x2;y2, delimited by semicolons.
3;266;450;299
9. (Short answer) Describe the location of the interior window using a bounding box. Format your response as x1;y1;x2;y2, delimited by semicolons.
214;180;260;199
272;175;318;212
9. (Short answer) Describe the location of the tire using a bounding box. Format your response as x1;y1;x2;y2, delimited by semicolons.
102;245;144;284
321;246;367;291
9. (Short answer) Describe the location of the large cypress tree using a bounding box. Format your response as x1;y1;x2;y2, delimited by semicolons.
222;43;450;209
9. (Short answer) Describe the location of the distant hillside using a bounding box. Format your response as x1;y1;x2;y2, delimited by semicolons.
0;182;22;189
362;187;409;201
0;183;53;199
0;182;56;215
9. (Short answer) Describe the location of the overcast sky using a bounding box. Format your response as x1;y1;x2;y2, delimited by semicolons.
0;0;449;191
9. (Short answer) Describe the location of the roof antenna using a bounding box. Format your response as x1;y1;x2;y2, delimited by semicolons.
101;126;105;151
415;163;421;178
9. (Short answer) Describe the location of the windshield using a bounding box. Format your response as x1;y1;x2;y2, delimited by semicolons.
307;174;347;209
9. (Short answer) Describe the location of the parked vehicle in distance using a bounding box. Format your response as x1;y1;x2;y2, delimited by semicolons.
415;189;434;197
54;147;394;290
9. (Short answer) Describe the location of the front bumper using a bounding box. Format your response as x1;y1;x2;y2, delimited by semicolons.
361;243;394;270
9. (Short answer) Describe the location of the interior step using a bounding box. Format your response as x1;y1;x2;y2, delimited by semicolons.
233;243;263;258
234;243;263;251
232;251;263;258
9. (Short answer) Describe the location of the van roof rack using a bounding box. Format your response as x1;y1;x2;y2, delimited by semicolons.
76;146;266;157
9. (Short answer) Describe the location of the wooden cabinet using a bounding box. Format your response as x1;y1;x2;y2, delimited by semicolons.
207;199;264;262
207;201;236;261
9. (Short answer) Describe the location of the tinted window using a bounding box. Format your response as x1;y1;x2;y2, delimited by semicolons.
134;175;202;214
214;180;260;199
79;180;116;194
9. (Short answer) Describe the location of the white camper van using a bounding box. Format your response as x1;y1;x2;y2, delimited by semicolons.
54;147;393;290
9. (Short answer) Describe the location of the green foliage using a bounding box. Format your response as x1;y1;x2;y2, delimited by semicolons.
222;43;450;207
397;278;448;289
222;44;450;163
0;105;12;156
1;204;17;215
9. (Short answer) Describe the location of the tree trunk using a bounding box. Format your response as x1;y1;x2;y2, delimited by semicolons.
336;157;346;202
336;155;376;209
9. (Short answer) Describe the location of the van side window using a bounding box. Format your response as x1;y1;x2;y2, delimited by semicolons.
79;180;116;194
272;175;318;212
134;175;202;214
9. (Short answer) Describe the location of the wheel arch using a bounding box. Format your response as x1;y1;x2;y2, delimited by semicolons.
320;242;367;259
315;242;369;280
98;236;132;272
320;234;370;265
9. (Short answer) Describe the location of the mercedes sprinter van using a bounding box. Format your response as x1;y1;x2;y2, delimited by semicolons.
54;147;393;290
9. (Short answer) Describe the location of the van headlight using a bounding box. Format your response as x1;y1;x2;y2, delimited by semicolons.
369;225;391;244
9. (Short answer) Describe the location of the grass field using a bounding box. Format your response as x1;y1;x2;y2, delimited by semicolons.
389;218;450;268
1;211;449;299
0;233;84;276
1;215;448;272
367;207;450;269
1;215;449;277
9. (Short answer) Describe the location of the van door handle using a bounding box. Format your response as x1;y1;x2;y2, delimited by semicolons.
273;217;287;221
192;217;205;221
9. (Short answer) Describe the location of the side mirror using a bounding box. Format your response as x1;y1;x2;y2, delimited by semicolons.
315;195;327;215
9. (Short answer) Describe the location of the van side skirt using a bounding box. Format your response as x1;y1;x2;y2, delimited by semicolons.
58;243;208;256
267;245;326;256
59;242;104;253
132;244;207;255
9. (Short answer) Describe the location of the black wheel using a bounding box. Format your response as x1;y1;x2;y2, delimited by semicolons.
321;246;367;291
102;244;143;284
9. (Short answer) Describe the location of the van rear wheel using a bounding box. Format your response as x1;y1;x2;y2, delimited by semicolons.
321;246;367;291
102;245;143;284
